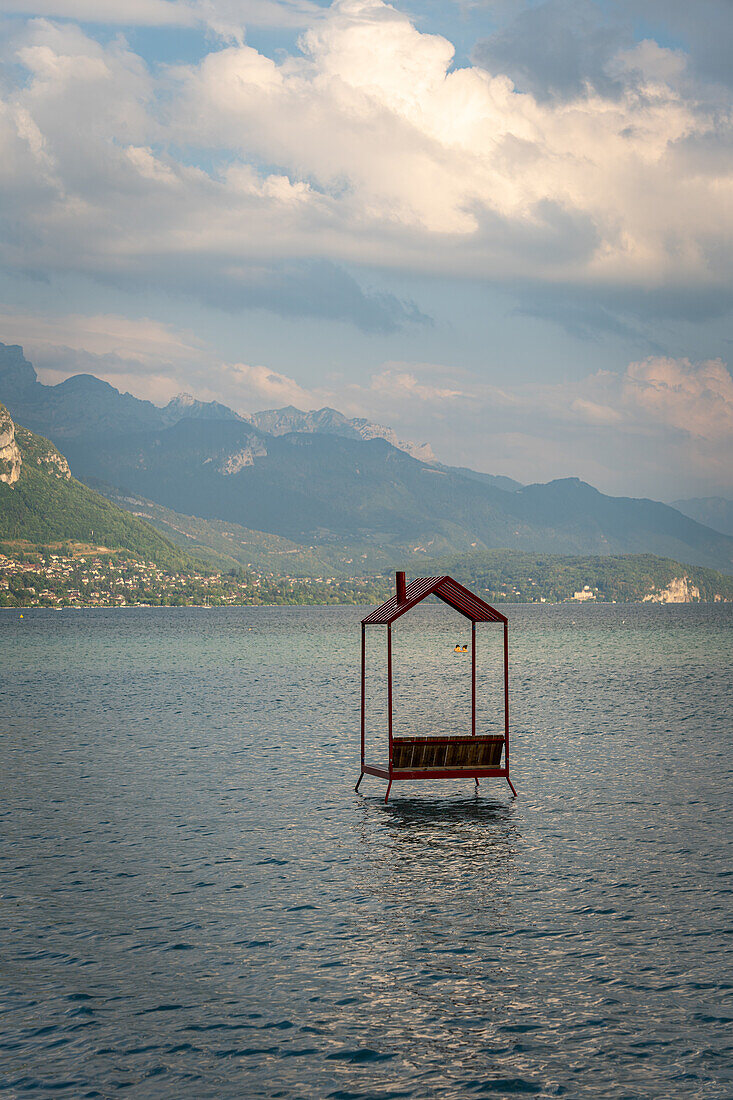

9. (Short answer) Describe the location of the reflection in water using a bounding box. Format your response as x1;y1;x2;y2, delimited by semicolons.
366;798;516;899
359;799;517;926
345;799;520;1089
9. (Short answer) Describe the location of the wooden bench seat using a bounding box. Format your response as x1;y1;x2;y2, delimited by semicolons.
392;735;504;771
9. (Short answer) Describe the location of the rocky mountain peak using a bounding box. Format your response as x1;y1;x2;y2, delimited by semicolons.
349;417;435;462
0;343;39;397
163;393;245;423
247;405;435;462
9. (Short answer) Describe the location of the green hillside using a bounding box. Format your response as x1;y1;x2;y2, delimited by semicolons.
94;482;447;576
424;550;733;603
0;405;203;572
93;482;338;575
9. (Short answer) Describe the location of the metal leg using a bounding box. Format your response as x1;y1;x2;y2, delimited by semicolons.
384;780;392;804
506;776;517;797
355;772;364;793
474;777;480;793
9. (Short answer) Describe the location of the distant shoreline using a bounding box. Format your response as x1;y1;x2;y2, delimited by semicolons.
3;600;729;611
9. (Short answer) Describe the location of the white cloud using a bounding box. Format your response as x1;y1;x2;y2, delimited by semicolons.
352;354;733;493
623;356;733;441
369;366;467;403
223;361;324;407
174;0;733;278
609;39;687;85
0;0;730;325
569;397;622;425
196;0;324;38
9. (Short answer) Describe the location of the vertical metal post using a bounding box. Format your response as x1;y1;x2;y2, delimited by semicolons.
387;623;393;774
504;620;516;795
356;621;367;792
503;621;509;764
471;620;476;737
360;622;366;769
472;619;479;792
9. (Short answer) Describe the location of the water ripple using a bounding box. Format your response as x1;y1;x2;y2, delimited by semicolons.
0;603;731;1098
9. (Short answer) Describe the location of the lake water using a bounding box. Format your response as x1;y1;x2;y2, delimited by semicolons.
1;603;731;1098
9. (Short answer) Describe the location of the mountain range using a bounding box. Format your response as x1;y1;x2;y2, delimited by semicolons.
2;342;733;574
0;343;433;457
672;497;733;538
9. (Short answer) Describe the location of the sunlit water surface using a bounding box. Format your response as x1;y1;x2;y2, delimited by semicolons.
1;603;731;1098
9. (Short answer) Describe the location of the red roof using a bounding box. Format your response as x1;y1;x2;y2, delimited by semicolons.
362;575;507;625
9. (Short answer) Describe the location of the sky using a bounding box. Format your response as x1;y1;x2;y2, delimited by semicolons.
0;0;731;501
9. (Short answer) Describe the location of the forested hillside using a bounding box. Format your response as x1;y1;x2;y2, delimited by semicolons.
0;404;201;572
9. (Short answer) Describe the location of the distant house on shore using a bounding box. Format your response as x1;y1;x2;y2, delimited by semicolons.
571;586;596;601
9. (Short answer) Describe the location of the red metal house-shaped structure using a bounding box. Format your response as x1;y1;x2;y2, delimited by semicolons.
356;572;516;802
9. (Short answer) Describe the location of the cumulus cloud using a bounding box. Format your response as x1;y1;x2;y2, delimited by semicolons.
173;0;733;283
617;0;733;92
0;16;426;331
369;367;467;403
469;356;733;443
0;0;731;332
223;361;327;408
623;356;733;441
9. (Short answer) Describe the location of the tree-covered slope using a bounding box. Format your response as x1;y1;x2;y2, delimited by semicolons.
93;482;340;575
0;405;201;571
425;550;733;603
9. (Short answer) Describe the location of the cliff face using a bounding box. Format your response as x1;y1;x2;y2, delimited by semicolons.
0;404;22;486
0;402;73;487
642;576;701;603
218;442;267;475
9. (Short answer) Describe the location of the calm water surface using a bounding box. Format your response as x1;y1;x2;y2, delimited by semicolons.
1;603;731;1098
